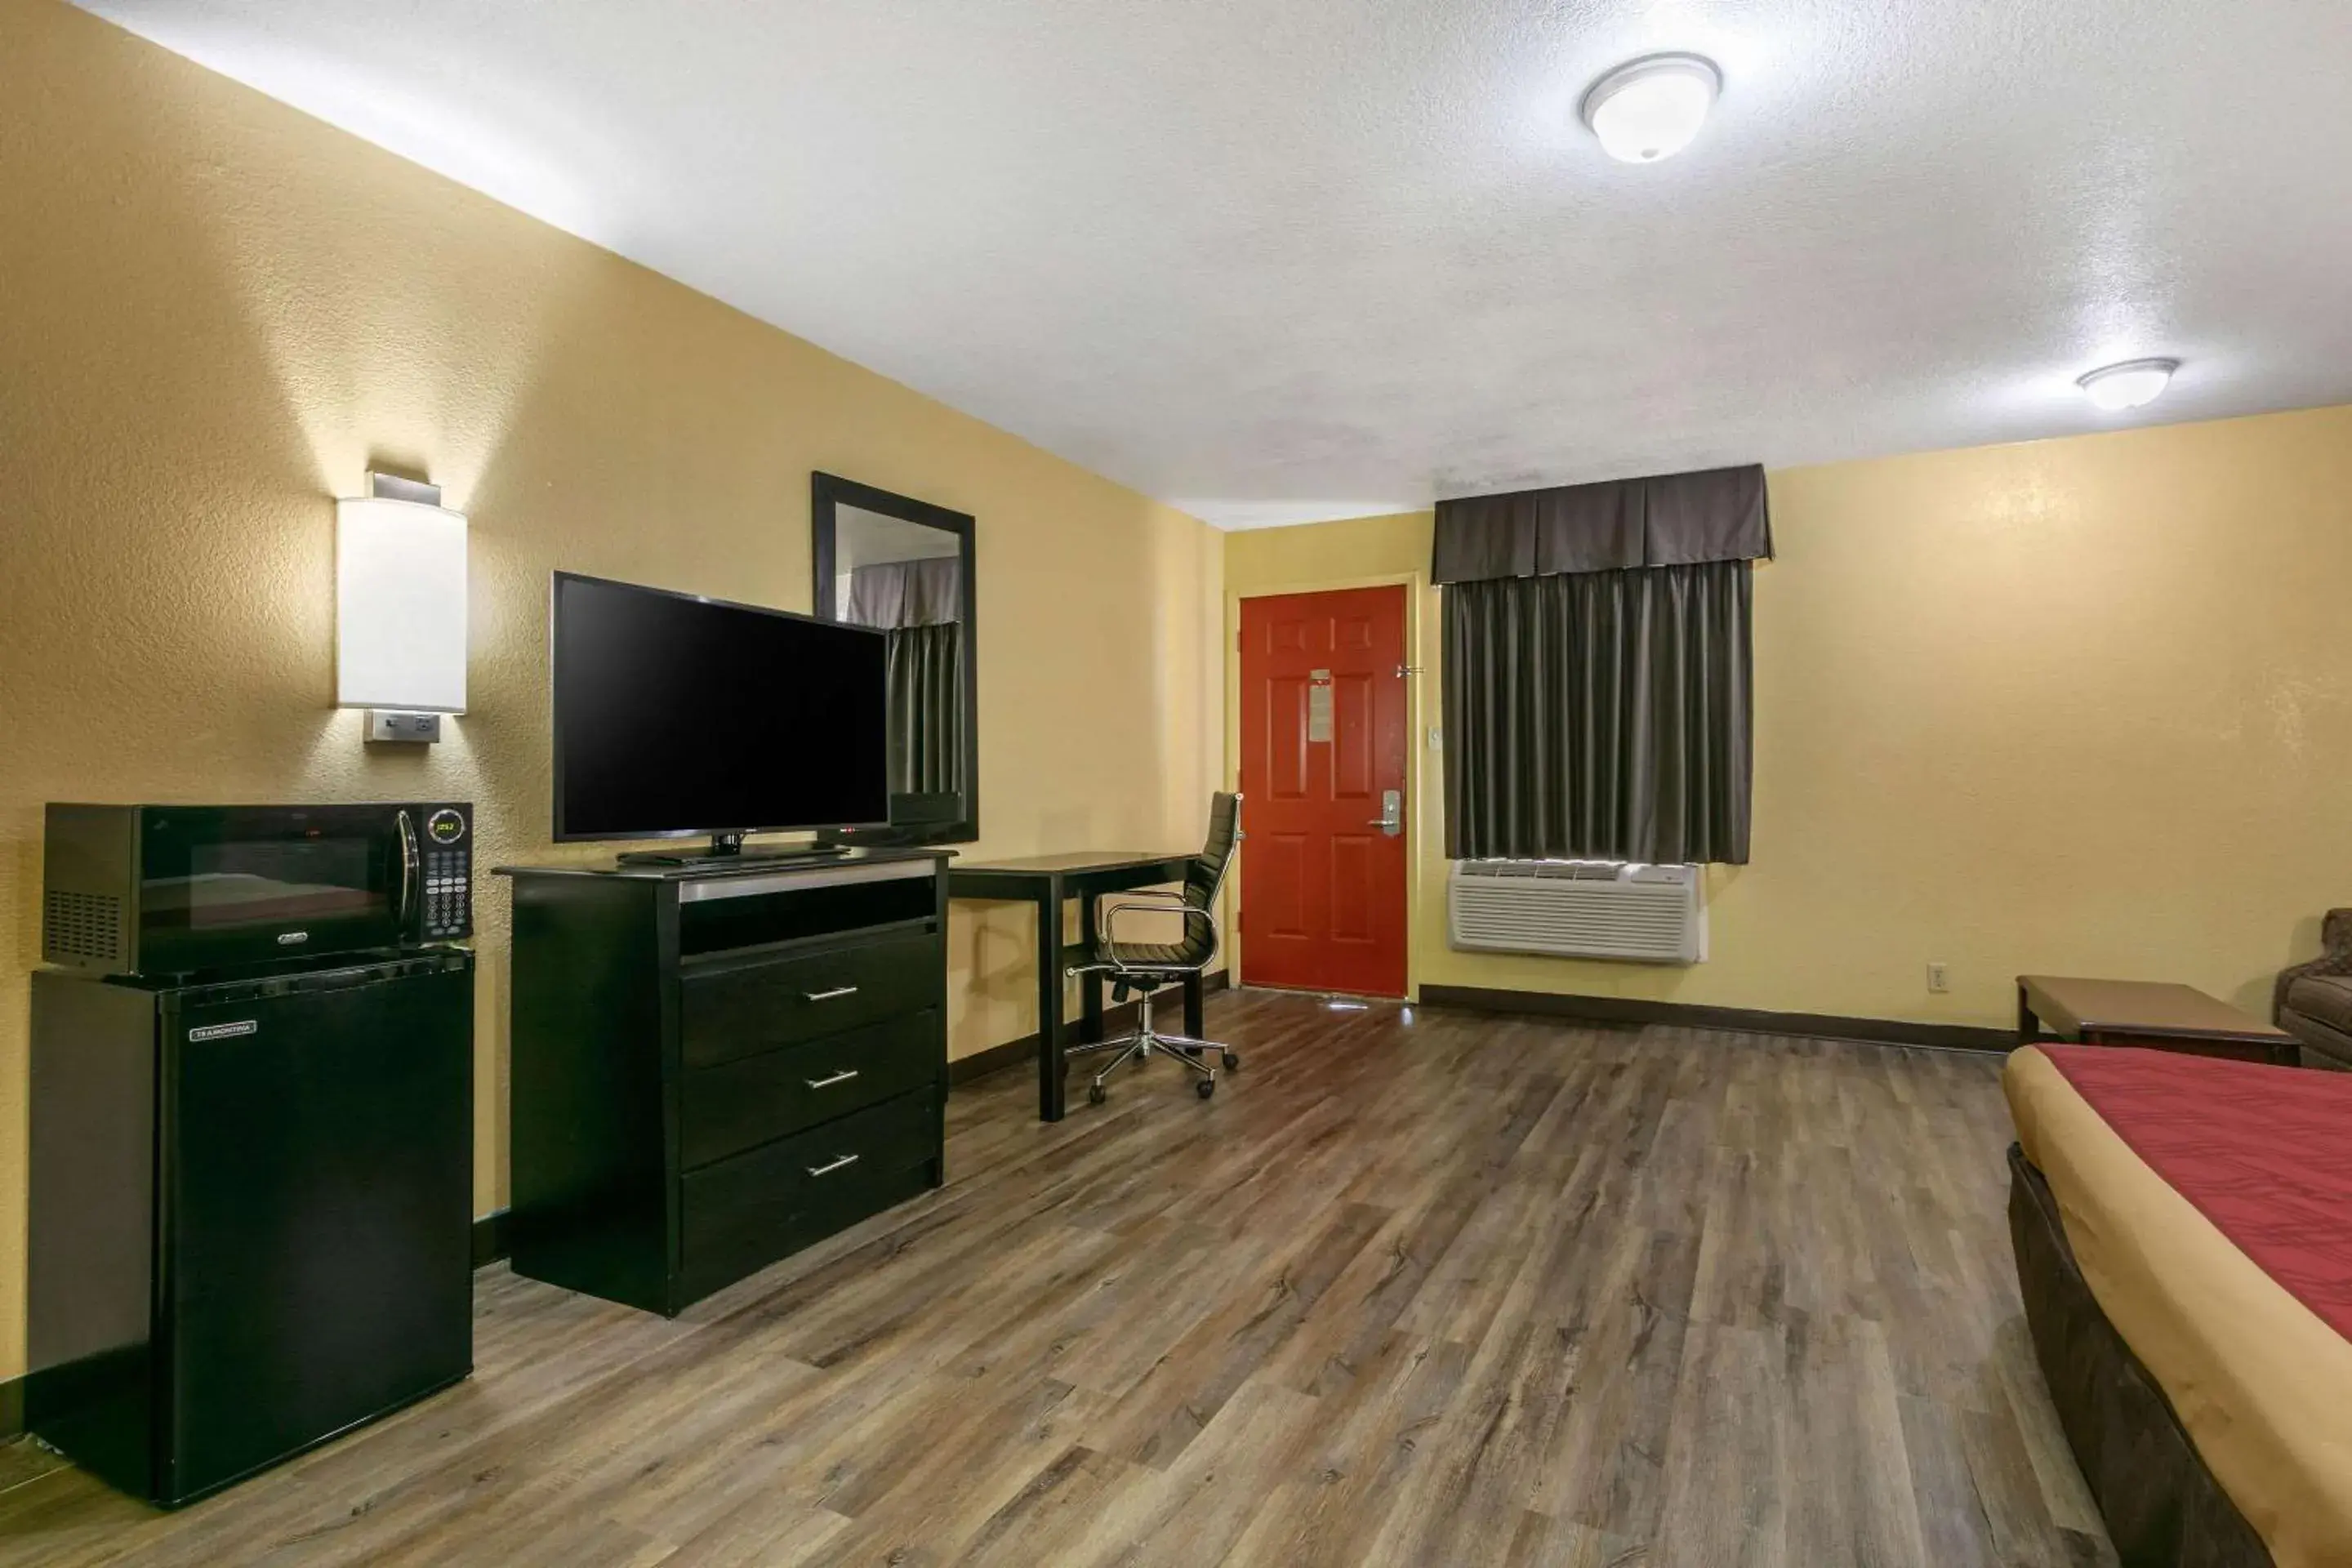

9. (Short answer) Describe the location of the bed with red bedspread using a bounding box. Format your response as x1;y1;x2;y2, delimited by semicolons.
2005;1045;2352;1568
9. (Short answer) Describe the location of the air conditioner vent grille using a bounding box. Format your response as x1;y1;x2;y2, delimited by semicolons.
45;889;122;964
1448;861;1705;964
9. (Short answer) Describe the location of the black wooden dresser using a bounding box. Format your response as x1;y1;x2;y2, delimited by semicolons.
497;849;949;1315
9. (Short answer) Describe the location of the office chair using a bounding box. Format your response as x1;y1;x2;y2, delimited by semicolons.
1064;792;1242;1103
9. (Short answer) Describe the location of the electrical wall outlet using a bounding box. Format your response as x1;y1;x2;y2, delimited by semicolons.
1926;961;1949;994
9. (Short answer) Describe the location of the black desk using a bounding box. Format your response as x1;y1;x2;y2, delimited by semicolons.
948;851;1201;1121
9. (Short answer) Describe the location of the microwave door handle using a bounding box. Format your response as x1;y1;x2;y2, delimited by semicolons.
396;809;420;928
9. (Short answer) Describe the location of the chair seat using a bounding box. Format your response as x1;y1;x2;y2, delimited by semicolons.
1103;941;1200;972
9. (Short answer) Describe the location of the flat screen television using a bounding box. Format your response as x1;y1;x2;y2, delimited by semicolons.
551;572;890;853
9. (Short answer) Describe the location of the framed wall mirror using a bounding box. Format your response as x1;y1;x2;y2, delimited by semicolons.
812;472;979;844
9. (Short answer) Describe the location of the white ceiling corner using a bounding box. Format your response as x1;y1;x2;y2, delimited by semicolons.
75;0;2352;529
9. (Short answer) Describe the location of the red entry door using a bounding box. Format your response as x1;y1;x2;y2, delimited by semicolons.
1238;586;1410;997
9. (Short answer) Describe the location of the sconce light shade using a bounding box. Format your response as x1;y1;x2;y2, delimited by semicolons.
336;494;468;713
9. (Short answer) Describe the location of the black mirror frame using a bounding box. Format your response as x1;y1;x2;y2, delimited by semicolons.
811;471;980;846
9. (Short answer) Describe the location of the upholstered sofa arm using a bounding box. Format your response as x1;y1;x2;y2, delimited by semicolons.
2274;907;2352;1022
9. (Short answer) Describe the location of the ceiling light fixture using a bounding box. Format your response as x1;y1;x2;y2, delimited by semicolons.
2077;358;2180;412
1580;53;1722;163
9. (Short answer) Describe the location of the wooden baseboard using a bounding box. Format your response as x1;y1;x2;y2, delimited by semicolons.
1418;983;2014;1054
949;971;1232;1086
947;1034;1038;1086
472;1209;510;1270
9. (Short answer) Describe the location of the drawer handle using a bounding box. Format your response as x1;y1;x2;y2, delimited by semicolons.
806;1153;861;1178
805;1068;861;1090
803;986;860;1003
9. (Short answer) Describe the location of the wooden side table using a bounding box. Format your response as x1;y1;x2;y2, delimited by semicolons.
2016;974;2301;1067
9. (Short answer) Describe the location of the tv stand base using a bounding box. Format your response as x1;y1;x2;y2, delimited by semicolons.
615;834;852;871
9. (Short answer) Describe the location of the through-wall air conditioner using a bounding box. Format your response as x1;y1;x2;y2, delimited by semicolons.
1448;860;1707;964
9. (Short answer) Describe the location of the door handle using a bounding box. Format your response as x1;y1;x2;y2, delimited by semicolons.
802;985;859;1003
805;1153;861;1178
395;809;420;927
1368;789;1403;836
804;1068;860;1090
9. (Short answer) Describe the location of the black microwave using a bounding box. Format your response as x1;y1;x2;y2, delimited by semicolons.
42;803;473;977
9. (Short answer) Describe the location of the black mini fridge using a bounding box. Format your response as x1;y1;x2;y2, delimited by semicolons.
27;949;474;1506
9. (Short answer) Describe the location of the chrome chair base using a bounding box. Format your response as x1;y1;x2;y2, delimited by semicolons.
1063;988;1238;1103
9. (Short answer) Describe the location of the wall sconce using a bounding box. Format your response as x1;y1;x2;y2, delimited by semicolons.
337;472;467;743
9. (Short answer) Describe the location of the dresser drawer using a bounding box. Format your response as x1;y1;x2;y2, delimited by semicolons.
680;1009;939;1169
679;1091;937;1296
679;929;942;1069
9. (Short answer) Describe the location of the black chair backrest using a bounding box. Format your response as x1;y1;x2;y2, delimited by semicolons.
1178;792;1242;957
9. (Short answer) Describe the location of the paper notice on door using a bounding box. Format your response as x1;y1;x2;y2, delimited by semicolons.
1307;669;1334;742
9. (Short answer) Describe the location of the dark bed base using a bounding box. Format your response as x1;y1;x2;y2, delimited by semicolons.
2007;1144;2272;1568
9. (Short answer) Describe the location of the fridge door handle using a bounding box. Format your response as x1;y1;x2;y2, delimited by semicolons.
396;809;420;929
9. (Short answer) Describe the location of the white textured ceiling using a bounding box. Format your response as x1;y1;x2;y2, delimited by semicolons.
75;0;2352;528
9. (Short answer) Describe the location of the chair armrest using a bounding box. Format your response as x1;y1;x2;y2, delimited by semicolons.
1097;898;1214;973
2275;907;2352;1022
1065;892;1195;975
1101;898;1201;936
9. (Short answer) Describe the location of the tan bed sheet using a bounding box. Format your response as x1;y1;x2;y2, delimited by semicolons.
2006;1046;2352;1568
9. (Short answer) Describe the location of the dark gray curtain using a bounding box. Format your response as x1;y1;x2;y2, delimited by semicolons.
885;622;962;795
1443;561;1751;864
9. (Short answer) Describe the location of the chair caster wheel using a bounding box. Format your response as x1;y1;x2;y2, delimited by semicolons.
1222;1050;1240;1072
1088;1083;1107;1106
1196;1077;1216;1100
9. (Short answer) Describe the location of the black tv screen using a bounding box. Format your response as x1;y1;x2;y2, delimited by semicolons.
552;572;889;841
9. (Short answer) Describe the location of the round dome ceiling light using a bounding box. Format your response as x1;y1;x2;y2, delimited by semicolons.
2077;358;2180;411
1580;53;1722;163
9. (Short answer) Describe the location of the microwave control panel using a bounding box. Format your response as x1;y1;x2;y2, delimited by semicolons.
421;806;472;939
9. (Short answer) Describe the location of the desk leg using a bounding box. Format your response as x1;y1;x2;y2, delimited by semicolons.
1184;973;1205;1040
1080;893;1104;1045
1037;877;1066;1123
2016;983;2038;1048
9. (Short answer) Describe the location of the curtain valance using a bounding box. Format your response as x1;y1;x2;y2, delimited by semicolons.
847;558;962;628
1431;463;1771;584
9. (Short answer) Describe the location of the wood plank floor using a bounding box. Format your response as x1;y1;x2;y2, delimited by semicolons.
0;990;2114;1566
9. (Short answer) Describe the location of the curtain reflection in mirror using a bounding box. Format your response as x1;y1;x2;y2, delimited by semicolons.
844;557;964;797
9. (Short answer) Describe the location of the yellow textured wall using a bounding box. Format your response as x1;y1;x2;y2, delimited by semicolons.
0;0;1222;1379
1226;405;2352;1031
